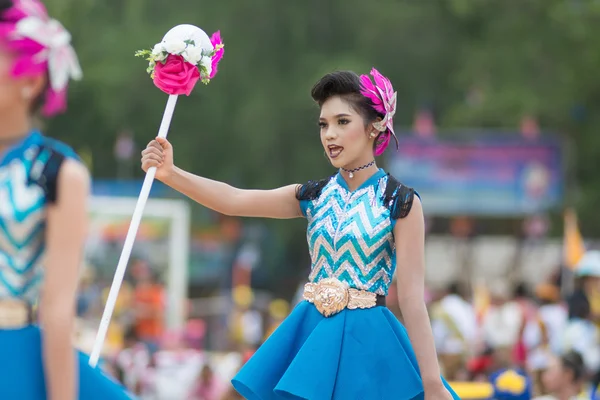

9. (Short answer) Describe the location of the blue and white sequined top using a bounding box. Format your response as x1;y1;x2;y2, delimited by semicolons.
0;131;78;304
298;169;416;296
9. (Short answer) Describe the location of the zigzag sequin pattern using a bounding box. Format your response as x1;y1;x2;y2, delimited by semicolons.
305;175;395;295
0;150;46;303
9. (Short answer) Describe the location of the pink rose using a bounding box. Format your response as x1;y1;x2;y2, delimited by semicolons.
153;54;200;96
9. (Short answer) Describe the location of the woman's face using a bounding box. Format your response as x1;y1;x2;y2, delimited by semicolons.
319;96;375;170
0;45;22;115
542;356;568;392
0;43;43;122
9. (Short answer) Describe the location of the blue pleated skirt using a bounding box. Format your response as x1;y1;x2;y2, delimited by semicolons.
232;301;461;400
0;325;134;399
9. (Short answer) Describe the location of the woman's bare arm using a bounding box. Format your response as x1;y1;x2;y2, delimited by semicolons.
394;197;446;391
42;159;90;400
142;137;303;219
165;167;302;218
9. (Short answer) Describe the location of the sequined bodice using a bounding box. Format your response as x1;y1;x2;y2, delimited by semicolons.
0;132;74;304
301;170;397;296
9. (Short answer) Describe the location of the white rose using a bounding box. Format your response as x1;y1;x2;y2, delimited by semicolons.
151;43;167;62
163;40;186;55
200;56;212;77
183;45;203;65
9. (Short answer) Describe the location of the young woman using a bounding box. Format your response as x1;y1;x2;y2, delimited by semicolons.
142;69;459;399
0;0;133;398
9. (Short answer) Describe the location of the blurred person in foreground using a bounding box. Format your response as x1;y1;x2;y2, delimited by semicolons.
0;1;133;398
142;69;457;399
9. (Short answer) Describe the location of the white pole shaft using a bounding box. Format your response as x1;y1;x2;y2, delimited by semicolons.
89;94;179;367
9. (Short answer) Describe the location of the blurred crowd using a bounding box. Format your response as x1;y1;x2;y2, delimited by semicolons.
425;251;600;400
71;251;600;399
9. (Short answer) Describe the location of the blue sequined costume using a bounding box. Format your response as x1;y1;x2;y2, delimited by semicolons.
232;169;460;400
0;131;133;399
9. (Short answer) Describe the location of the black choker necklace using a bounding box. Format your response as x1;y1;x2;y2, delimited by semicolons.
341;160;375;179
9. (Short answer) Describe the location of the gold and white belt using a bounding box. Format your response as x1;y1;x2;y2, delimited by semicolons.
0;299;33;329
303;278;385;317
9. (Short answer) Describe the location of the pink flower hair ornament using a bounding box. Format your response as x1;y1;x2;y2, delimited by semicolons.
135;25;224;96
359;68;398;156
0;0;82;116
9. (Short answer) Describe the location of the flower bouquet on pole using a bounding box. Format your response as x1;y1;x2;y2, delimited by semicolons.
88;24;224;367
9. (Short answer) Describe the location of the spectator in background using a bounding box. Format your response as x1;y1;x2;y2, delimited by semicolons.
512;283;537;369
76;265;102;318
563;290;600;373
133;262;165;353
101;267;134;352
153;330;203;398
534;351;586;400
114;327;150;395
431;281;477;380
573;251;600;327
263;299;289;340
524;282;567;394
189;364;226;400
482;281;523;368
229;286;263;350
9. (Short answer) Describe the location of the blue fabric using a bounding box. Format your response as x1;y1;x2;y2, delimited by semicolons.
302;169;397;296
232;301;460;400
0;325;133;399
390;189;421;231
0;131;78;168
0;131;80;302
299;198;309;218
0;131;133;398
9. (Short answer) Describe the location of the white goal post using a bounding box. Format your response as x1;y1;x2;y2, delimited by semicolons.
86;196;191;330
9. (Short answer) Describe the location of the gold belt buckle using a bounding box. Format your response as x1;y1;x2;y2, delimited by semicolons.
303;278;378;317
0;299;30;329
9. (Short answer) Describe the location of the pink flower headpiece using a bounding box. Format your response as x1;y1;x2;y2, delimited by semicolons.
359;68;398;155
0;0;82;116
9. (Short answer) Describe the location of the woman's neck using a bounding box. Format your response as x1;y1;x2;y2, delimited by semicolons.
339;163;379;191
0;114;31;154
555;384;580;400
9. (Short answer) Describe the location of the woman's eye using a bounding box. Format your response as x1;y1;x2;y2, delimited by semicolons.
339;119;350;125
318;122;327;128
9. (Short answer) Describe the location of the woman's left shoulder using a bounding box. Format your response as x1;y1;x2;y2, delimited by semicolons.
29;135;86;203
381;172;420;220
36;135;81;161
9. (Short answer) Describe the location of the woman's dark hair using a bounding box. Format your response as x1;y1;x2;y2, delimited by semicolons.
311;71;384;127
561;351;585;382
0;0;12;18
